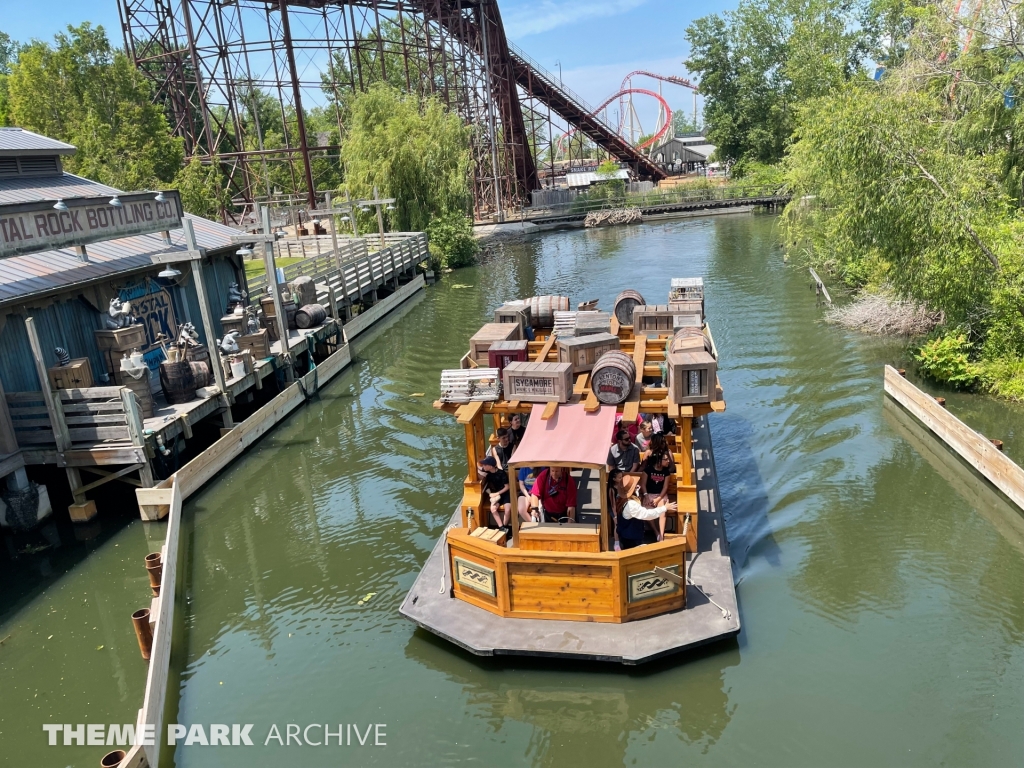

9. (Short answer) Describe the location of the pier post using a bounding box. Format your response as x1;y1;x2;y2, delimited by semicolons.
261;207;294;381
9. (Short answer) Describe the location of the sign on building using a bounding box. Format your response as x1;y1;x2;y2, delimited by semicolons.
118;277;179;371
0;191;183;259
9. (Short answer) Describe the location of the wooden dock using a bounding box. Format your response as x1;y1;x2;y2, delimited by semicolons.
884;365;1024;510
400;414;740;664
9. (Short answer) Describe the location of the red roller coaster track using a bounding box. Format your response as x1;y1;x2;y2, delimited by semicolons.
557;87;672;156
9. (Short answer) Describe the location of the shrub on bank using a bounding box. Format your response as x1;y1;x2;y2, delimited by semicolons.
427;212;478;270
915;333;980;389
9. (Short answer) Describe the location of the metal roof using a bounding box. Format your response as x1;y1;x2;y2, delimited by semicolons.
566;169;631;188
0;128;76;156
0;172;241;307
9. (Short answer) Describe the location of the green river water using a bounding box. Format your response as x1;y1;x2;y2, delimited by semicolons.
3;213;1024;767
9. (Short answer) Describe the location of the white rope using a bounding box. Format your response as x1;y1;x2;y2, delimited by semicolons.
681;514;732;620
438;519;462;594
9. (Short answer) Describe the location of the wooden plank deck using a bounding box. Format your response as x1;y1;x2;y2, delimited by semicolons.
399;414;740;664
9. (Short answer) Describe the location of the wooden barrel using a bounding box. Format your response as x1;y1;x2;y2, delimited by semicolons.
295;303;327;329
590;350;636;404
525;295;570;328
159;360;196;404
613;290;645;325
669;327;714;356
189;361;211;389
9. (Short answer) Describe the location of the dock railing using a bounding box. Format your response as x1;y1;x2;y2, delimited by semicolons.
246;231;429;304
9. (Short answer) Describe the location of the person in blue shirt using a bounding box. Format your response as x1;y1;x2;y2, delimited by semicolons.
516;466;539;522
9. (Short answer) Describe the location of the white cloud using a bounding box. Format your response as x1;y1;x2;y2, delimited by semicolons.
504;0;651;37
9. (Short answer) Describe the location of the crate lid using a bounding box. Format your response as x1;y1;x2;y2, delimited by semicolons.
504;360;572;373
671;277;704;288
489;339;528;351
556;332;618;348
471;322;517;340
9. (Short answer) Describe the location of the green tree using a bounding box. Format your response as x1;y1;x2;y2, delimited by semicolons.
340;82;471;234
173;155;231;220
6;24;182;190
685;0;870;164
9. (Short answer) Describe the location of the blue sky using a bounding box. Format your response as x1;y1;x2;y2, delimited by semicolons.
2;0;736;130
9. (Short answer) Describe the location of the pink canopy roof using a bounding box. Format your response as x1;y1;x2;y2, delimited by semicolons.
509;403;617;468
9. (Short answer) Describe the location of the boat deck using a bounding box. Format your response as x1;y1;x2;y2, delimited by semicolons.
400;415;740;664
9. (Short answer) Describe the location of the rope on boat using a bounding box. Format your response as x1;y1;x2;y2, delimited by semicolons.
439;520;461;594
681;514;733;621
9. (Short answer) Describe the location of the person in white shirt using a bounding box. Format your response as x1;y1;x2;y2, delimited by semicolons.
608;469;677;550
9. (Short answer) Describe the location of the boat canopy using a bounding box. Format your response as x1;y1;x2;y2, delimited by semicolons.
509;403;617;469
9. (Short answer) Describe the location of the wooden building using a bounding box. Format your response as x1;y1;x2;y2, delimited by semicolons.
0;130;271;525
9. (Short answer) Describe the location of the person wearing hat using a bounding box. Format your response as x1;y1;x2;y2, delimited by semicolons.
478;456;512;532
608;468;677;550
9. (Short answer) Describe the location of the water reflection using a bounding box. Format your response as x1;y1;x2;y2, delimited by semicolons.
404;633;739;766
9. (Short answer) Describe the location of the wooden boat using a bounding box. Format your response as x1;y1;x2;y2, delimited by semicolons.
400;284;740;664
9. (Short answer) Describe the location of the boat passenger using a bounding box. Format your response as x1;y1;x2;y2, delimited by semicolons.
607;429;640;473
478;456;512;531
648;433;675;473
636;420;654;455
489;428;514;469
516;466;539;522
640;451;673;533
529;466;577;522
508;413;527;450
609;469;677;549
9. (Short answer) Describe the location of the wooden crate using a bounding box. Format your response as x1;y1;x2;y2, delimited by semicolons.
669;277;704;302
556;332;620;373
668;299;704;318
502;361;573;403
47;358;94;390
440;368;501;403
470;323;519;364
494;303;532;336
220;314;247;336
121;371;156;419
237;329;271;359
667;349;718;405
673;312;703;330
634;305;699;337
575;311;612;336
487;340;529;377
95;325;146;352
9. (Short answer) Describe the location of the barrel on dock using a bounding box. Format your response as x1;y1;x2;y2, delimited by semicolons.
613;289;645;326
159;360;197;404
295;303;328;329
189;361;211;389
525;295;570;328
590;350;637;404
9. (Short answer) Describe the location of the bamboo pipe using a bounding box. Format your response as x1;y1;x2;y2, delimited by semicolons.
145;553;162;597
101;749;126;767
131;609;153;660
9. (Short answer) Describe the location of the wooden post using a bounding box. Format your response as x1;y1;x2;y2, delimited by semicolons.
345;190;359;237
598;466;609;551
25;317;88;512
262;207;293;379
120;388;155;487
0;373;19;456
183;219;233;428
373;185;386;249
326;192;342;272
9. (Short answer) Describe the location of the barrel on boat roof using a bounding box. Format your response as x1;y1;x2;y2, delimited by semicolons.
525;295;571;328
591;350;636;404
159;360;197;404
295;303;327;329
612;289;645;326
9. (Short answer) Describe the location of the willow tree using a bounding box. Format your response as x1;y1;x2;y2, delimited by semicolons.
784;3;1024;389
340;82;472;233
